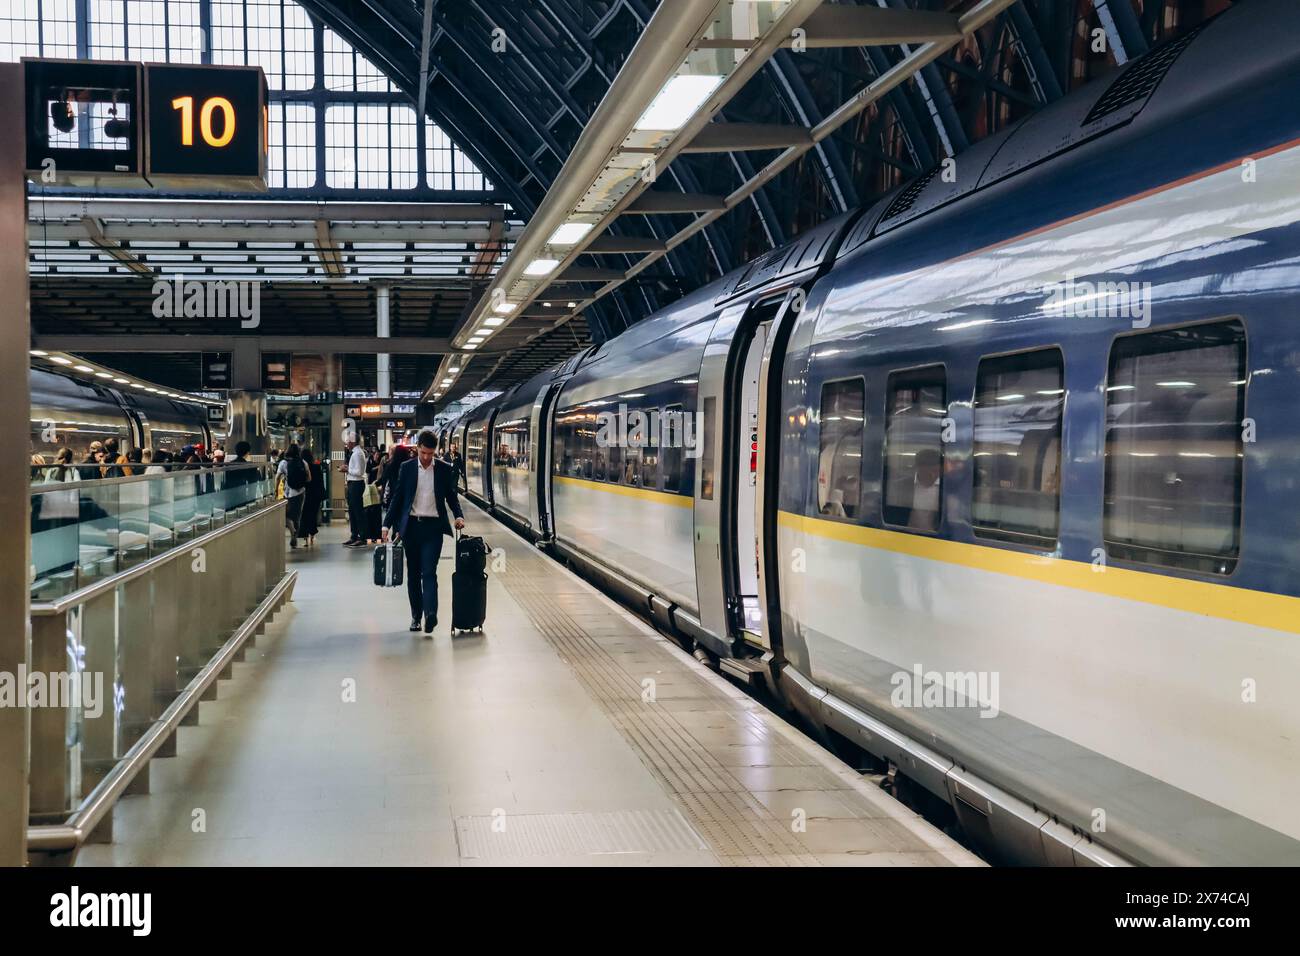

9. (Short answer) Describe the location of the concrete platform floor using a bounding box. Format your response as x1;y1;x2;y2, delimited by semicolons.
76;510;981;867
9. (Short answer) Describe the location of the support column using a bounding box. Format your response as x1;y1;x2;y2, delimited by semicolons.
376;282;391;400
228;390;269;461
0;64;30;866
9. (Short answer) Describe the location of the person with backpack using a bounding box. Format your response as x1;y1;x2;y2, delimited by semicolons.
277;443;309;548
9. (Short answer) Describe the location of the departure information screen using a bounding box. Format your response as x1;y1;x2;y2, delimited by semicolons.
145;64;267;186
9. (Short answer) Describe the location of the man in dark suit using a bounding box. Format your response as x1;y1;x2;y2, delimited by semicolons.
382;430;465;635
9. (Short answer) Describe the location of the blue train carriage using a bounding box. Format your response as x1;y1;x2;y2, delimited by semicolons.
772;0;1300;865
546;212;859;654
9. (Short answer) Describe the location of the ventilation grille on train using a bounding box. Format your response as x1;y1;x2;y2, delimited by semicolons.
1081;23;1208;126
881;163;944;222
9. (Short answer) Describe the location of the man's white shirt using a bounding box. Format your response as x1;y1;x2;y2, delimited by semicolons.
411;458;438;517
347;446;367;480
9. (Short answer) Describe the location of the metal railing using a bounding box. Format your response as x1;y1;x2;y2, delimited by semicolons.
24;469;295;863
29;462;277;602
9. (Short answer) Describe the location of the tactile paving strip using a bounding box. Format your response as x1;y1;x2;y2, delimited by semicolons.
497;554;823;866
455;809;707;860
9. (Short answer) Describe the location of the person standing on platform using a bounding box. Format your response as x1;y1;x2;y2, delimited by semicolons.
339;435;368;548
299;447;325;546
277;443;308;548
382;430;465;636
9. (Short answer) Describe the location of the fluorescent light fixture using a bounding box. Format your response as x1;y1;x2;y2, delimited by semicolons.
463;344;478;350
567;301;576;308
476;328;494;338
113;377;128;384
94;371;111;378
51;356;73;365
30;349;47;357
634;74;724;131
548;222;594;246
524;258;560;277
1158;381;1196;388
492;301;516;315
484;317;505;326
73;365;93;372
449;367;461;373
543;302;551;308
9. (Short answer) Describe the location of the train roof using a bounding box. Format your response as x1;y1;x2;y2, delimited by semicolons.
837;0;1291;261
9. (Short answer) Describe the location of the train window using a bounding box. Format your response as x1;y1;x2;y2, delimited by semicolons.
639;410;660;490
1103;320;1245;575
972;349;1064;546
817;379;864;520
661;404;684;495
699;397;716;500
608;427;623;484
578;413;596;479
883;367;946;532
553;414;573;477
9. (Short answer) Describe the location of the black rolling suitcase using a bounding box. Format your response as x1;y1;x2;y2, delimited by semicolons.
373;541;404;587
451;534;489;633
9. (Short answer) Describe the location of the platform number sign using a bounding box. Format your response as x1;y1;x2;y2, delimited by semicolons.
144;64;267;189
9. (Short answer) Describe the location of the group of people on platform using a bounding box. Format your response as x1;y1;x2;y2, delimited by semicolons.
337;434;464;551
32;439;245;483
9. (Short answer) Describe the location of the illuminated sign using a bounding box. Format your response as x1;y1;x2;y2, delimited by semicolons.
145;64;267;189
24;59;266;190
201;351;233;389
261;352;292;390
23;59;145;187
360;404;385;415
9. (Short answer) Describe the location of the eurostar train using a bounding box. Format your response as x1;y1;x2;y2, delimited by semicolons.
446;0;1300;866
30;367;214;462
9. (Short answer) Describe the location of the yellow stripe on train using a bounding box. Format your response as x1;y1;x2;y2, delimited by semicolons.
778;510;1300;635
553;474;694;509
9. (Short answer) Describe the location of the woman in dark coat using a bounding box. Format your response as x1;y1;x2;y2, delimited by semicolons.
299;447;325;545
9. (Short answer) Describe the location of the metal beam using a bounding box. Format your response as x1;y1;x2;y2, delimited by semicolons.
680;123;813;153
558;0;1021;331
585;235;667;254
697;6;961;49
416;0;435;123
30;222;519;244
314;219;345;278
33;335;453;354
625;192;727;214
79;216;152;277
30;198;507;222
552;267;624;283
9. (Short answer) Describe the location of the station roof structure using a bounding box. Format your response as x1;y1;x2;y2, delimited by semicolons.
7;0;1232;401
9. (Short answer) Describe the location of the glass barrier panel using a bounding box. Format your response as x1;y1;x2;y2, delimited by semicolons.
77;482;120;591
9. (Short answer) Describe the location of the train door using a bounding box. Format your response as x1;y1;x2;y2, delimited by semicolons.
732;319;769;642
693;294;788;657
531;382;564;539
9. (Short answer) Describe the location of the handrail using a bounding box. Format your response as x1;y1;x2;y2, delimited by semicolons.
29;461;270;493
26;568;298;854
31;498;285;616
